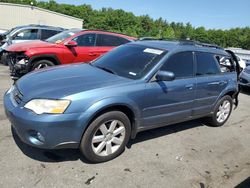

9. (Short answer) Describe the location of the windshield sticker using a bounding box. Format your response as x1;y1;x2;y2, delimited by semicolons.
143;48;163;55
129;72;137;76
68;32;75;36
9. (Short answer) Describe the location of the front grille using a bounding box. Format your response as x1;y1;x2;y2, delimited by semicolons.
12;86;23;104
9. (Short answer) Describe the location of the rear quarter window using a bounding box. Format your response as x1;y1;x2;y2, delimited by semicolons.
215;55;235;73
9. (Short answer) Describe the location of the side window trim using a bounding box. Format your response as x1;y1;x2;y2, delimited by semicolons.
38;29;42;40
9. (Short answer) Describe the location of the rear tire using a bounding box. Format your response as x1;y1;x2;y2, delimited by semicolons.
31;59;55;71
206;95;233;127
80;111;131;163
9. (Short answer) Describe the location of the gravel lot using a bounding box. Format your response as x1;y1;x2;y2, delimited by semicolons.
0;64;250;188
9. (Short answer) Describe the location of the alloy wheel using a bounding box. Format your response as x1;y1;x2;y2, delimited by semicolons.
216;100;231;123
91;120;126;156
34;63;49;70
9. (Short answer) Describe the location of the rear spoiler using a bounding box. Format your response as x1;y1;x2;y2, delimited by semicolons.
225;50;240;109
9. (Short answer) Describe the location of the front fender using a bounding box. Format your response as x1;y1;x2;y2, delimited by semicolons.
77;97;141;138
84;96;141;120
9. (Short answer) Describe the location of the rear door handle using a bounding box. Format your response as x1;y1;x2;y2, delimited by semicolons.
185;84;194;90
208;81;227;86
219;81;227;85
208;82;220;85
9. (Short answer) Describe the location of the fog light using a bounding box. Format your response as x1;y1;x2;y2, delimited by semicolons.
36;132;45;142
28;130;45;145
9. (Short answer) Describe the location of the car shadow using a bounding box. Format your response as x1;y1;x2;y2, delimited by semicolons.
127;119;204;148
240;86;250;96
11;127;90;164
235;177;250;188
12;119;204;163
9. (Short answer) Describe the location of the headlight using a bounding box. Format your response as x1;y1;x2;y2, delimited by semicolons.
24;99;71;115
17;58;28;65
6;85;14;94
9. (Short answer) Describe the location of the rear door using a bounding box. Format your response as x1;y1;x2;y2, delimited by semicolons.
142;51;196;126
193;51;228;116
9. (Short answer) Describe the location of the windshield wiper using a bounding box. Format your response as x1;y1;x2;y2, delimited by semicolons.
95;65;117;75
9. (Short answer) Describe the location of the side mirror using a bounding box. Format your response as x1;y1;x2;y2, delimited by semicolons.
156;71;175;81
64;40;77;47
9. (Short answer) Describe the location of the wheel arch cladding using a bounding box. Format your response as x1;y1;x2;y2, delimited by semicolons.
218;89;238;109
30;55;60;66
81;99;141;140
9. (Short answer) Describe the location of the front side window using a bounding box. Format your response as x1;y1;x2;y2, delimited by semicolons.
46;29;81;43
92;44;166;79
161;52;194;78
14;29;39;40
73;33;96;46
196;52;221;76
96;34;130;46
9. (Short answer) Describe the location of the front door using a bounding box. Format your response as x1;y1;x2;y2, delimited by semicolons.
142;51;196;127
71;33;100;63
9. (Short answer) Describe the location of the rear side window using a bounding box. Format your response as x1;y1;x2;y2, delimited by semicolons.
73;33;96;46
96;34;130;46
161;52;194;78
14;29;39;40
41;29;59;40
196;52;221;76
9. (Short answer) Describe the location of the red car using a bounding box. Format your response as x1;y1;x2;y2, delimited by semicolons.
5;29;136;79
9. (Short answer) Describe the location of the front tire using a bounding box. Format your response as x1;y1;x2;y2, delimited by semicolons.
80;111;131;163
206;95;233;127
31;59;55;71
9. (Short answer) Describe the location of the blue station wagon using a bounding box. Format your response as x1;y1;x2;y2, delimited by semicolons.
4;40;240;162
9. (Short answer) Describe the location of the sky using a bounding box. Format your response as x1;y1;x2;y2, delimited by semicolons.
48;0;250;29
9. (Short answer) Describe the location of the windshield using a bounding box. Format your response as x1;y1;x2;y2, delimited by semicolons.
46;29;81;43
92;44;166;80
2;28;16;39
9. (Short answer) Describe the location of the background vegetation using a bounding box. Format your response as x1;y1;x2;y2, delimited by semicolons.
1;0;250;49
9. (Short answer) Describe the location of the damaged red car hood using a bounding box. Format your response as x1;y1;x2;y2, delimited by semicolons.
5;40;58;52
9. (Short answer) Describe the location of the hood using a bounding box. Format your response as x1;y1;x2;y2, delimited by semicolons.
5;40;58;52
16;64;131;102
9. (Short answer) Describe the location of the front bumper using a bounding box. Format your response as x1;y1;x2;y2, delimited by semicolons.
4;91;87;149
239;71;250;87
6;52;30;80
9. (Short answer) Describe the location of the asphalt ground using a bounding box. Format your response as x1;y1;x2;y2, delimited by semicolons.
0;64;250;188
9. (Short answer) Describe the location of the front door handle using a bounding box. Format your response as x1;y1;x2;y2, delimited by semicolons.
185;84;194;90
89;52;98;56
